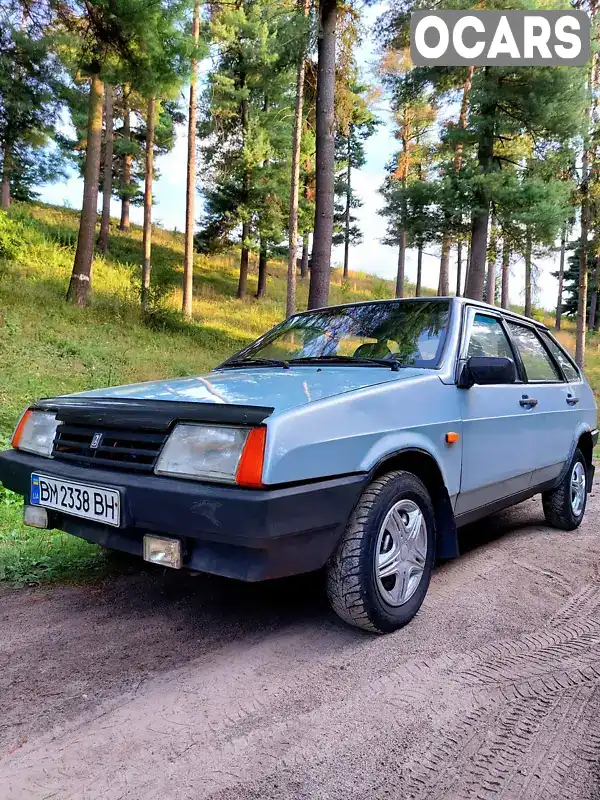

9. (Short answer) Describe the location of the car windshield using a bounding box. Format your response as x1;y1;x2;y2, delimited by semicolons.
229;300;451;369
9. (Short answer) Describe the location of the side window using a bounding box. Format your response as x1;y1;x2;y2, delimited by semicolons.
540;332;581;382
507;323;561;382
467;314;514;360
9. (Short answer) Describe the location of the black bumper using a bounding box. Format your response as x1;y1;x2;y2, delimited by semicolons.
0;450;366;581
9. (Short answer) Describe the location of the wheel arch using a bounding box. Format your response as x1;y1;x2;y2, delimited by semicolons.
550;426;596;494
370;448;459;560
577;429;594;469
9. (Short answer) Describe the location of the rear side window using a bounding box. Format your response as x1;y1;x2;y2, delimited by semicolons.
540;333;581;382
467;314;514;359
507;323;561;382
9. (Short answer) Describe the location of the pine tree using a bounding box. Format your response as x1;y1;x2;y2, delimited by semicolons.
464;65;585;301
0;7;63;209
561;243;596;321
117;84;134;230
333;81;378;279
308;0;338;309
286;0;311;318
58;0;200;306
555;226;568;330
379;91;435;298
198;0;296;299
182;0;201;320
97;84;113;252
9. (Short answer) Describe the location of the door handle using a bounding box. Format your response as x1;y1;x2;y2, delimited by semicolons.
520;396;538;408
566;394;580;406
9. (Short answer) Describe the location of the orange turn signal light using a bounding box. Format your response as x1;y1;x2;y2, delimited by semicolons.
11;409;32;449
445;431;460;445
236;427;267;487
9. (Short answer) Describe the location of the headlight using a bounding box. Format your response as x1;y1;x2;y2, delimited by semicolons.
12;410;58;457
155;424;266;486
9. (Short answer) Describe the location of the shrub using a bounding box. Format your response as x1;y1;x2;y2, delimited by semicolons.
0;211;22;263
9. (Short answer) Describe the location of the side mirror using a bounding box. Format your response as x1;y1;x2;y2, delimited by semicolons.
458;356;516;388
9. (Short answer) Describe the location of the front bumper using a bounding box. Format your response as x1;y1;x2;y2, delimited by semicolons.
0;450;366;581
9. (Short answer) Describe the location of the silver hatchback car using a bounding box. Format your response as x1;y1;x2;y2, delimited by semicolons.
1;297;596;633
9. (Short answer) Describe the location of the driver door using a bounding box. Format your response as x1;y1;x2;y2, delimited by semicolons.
455;308;536;518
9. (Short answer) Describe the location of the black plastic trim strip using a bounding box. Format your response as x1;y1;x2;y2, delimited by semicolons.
33;397;274;432
454;479;559;528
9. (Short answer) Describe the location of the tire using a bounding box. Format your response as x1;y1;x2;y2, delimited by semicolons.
326;470;436;633
542;448;588;531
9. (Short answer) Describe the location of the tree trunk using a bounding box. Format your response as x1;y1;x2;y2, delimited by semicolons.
237;79;250;299
256;239;268;298
119;86;131;232
463;240;471;293
395;232;406;298
183;0;201;320
300;232;310;278
577;192;590;366
416;242;423;297
308;0;337;310
67;74;104;307
456;242;462;297
1;143;11;210
577;210;589;366
524;227;533;318
98;84;114;253
141;96;155;311
555;227;566;330
238;230;249;299
438;67;474;295
438;237;450;296
465;69;495;301
485;216;497;305
589;254;599;331
286;0;310;317
467;210;490;301
501;239;510;309
343;127;352;281
576;65;594;367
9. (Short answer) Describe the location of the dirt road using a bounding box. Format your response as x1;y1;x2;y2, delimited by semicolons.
2;491;600;800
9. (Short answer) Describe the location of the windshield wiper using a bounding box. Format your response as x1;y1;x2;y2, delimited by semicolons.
218;357;290;370
289;355;402;372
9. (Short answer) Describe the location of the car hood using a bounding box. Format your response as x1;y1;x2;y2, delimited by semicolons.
74;366;428;415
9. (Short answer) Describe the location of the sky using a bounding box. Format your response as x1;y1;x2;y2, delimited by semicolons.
37;3;562;311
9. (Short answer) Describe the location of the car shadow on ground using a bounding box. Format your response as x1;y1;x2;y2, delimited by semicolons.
0;566;343;752
456;499;544;556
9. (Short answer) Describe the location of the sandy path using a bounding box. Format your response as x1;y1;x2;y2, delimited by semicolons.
1;491;600;799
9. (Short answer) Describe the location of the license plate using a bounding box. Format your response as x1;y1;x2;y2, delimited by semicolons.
30;474;121;527
143;535;182;569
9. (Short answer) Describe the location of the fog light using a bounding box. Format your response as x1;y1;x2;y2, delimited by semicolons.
24;505;48;529
143;535;182;569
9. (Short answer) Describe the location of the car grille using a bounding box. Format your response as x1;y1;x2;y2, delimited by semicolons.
52;423;167;473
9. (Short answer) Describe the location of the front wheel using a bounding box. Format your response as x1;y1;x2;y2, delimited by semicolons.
326;470;436;633
542;448;588;531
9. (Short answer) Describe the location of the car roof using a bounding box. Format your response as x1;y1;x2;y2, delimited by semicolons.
451;297;548;329
292;296;548;330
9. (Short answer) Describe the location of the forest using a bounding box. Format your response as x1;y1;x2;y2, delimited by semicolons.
1;0;599;367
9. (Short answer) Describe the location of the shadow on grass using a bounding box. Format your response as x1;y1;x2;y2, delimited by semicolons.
193;264;243;298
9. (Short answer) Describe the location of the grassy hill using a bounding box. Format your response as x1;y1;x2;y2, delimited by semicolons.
0;201;597;585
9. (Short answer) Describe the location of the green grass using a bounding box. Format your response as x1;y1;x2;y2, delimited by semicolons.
0;201;426;586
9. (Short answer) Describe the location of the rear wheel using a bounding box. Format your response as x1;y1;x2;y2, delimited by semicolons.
542;448;588;531
326;470;436;633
